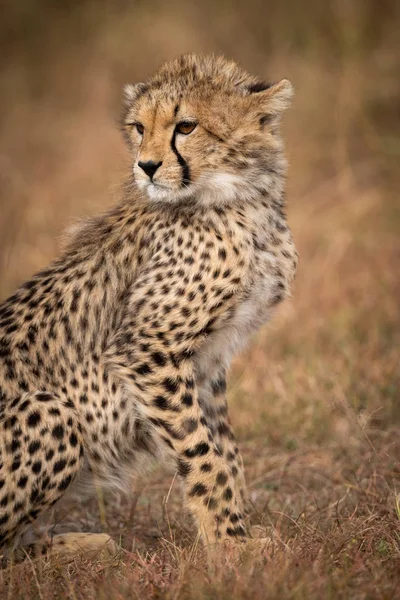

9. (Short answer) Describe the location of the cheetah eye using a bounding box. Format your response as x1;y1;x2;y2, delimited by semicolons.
176;121;197;135
134;123;144;135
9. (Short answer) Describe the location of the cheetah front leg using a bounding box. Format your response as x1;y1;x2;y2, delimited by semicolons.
197;366;248;513
105;251;251;546
108;358;247;545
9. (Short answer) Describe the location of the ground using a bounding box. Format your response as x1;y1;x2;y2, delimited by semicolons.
0;2;399;597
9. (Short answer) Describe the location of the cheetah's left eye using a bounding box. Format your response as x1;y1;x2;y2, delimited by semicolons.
176;122;197;135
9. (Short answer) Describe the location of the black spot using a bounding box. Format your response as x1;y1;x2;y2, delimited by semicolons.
17;476;28;489
184;442;210;459
163;378;179;394
136;363;152;376
11;459;21;472
153;396;170;411
30;488;39;503
223;487;233;501
32;461;42;474
0;514;9;526
190;483;208;497
177;459;192;477
69;433;78;447
181;393;193;407
161;436;174;450
217;422;232;438
216;471;228;486
45;449;55;461
185;378;195;389
196;317;217;337
36;392;54;402
27;325;38;344
218;248;227;261
58;475;73;492
226;526;246;537
53;459;67;474
211;378;226;395
79;393;88;404
4;416;17;430
13;501;25;513
229;513;242;524
27;411;41;428
200;462;212;473
204;496;218;510
52;425;64;440
28;441;41;455
151;351;167;367
11;439;21;453
183;418;198;433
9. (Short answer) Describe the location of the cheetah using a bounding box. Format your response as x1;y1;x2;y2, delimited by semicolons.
0;54;298;559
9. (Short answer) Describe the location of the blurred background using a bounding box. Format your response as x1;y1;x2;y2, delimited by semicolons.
0;1;399;594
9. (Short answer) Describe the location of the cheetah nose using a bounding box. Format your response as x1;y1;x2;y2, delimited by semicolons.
138;160;163;180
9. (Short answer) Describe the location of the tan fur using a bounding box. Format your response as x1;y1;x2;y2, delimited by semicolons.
0;54;298;558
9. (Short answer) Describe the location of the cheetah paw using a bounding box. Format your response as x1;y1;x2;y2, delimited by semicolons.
44;533;120;564
207;531;276;563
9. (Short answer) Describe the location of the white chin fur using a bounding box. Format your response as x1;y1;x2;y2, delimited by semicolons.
136;169;277;206
140;182;195;203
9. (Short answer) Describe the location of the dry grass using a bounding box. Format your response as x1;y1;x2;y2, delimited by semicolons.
0;1;399;597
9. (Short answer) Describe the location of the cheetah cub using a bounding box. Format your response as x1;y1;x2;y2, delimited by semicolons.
0;54;298;557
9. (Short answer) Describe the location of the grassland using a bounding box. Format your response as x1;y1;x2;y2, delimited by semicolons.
0;1;399;597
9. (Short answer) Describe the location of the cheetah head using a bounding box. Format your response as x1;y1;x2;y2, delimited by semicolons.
122;54;293;206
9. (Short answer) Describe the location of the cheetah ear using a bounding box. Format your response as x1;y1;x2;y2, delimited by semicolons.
248;79;293;115
123;82;147;105
121;83;147;144
121;82;147;122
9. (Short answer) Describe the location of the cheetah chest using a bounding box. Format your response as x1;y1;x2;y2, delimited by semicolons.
194;249;282;377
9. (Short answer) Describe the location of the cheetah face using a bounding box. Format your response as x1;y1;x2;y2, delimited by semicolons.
122;54;293;206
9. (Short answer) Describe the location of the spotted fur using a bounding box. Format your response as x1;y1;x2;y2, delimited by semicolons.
0;54;298;555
